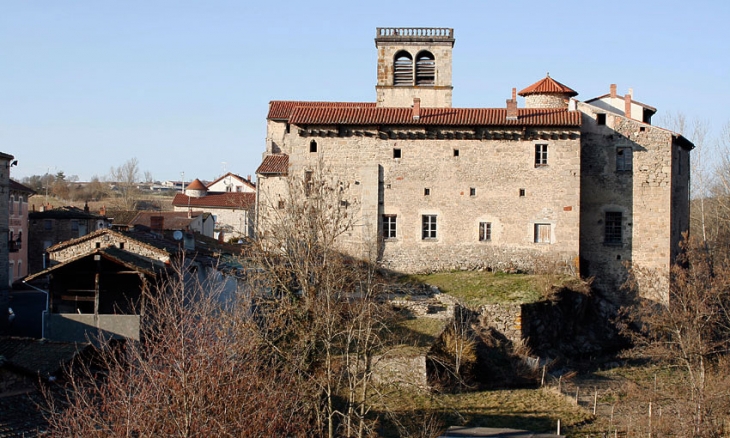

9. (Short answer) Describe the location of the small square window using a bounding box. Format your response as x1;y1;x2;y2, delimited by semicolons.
393;148;402;159
519;189;526;197
470;188;476;197
119;242;125;249
453;149;460;157
424;188;431;196
96;242;101;249
278;200;285;209
383;215;397;239
479;222;491;241
422;215;437;240
596;113;606;125
44;220;53;230
309;140;317;153
534;223;551;243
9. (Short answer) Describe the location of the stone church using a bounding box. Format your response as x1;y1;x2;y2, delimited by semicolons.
255;28;692;302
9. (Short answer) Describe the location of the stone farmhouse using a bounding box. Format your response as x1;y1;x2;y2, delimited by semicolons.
255;27;692;302
172;176;256;240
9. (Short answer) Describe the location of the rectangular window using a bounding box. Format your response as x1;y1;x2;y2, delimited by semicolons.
470;187;476;197
44;220;53;230
534;223;551;243
424;188;431;196
309;140;317;153
616;147;633;171
479;222;491;241
422;215;437;240
605;212;623;245
71;220;79;231
596;113;606;125
382;215;397;239
393;148;402;159
535;144;548;167
519;188;526;197
453;149;460;157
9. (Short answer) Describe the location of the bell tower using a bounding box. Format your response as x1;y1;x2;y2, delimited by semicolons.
375;27;454;108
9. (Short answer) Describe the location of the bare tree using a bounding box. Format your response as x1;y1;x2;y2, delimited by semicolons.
109;158;141;210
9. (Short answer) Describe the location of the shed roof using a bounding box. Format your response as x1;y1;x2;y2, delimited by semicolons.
172;192;255;209
256;154;289;175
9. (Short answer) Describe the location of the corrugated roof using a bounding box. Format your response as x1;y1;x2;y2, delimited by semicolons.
518;75;578;97
268;100;376;120
172;192;255;209
186;179;207;191
288;107;581;127
256;154;289;175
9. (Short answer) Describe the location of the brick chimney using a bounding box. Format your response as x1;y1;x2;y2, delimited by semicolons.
624;93;632;120
506;88;518;121
610;84;617;98
412;97;420;121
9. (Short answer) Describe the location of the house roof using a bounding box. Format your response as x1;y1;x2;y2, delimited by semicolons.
172;192;256;209
106;209;141;226
131;211;205;230
256;154;289;175
518;75;578;97
286;106;581;127
9;179;35;195
584;93;658;113
44;228;171;257
26;247;165;282
0;337;90;378
268;100;376;120
29;206;104;220
207;172;256;189
185;179;208;191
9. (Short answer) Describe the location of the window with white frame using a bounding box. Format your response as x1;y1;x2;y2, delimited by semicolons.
479;222;492;241
422;215;437;240
382;215;397;239
535;144;548;167
534;223;551;243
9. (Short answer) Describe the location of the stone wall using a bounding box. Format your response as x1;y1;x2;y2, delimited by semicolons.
477;303;522;344
49;232;169;264
370;352;428;389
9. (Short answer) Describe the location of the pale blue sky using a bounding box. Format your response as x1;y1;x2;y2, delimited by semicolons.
2;0;728;183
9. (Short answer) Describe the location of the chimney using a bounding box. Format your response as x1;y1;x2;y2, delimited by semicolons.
506;88;518;121
412;97;420;121
83;201;89;213
610;84;617;98
247;174;251;181
99;205;106;216
624;93;632;120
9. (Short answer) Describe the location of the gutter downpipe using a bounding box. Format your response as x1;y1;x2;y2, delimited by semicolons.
21;280;49;339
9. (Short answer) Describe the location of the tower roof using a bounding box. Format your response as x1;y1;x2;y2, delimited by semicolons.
186;179;207;191
518;74;578;97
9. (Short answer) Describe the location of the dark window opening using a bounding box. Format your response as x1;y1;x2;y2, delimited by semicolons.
597;113;606;125
519;189;526;197
278;200;285;209
616;147;633;172
422;215;437;240
470;187;476;196
96;242;101;249
119;242;125;249
424;188;431;196
453;149;460;157
71;220;79;232
309;140;317;153
393;148;402;159
415;51;435;86
605;212;623;245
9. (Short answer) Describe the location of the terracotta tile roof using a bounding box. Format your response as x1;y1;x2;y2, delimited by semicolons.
9;179;35;194
268;100;376;120
518;75;578;97
131;211;205;230
207;172;256;189
172;192;255;209
256;154;289;175
287;107;581;127
186;178;207;191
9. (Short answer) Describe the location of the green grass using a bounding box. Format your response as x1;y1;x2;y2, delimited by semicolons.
403;271;579;307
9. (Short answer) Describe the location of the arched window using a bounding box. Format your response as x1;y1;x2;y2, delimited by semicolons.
393;51;413;86
415;51;435;85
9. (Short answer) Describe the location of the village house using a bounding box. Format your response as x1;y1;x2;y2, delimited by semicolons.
9;180;35;286
255;27;692;302
27;205;109;275
172;177;256;241
1;152;15;334
104;208;215;237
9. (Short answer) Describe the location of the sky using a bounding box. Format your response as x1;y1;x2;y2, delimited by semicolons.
2;0;729;183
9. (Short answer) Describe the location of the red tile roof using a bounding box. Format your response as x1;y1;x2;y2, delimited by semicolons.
518;75;578;97
186;179;207;191
172;192;256;209
287;107;581;127
131;211;205;230
256;154;289;175
268;101;376;120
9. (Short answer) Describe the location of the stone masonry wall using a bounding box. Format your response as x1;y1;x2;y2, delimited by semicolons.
50;233;169;264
